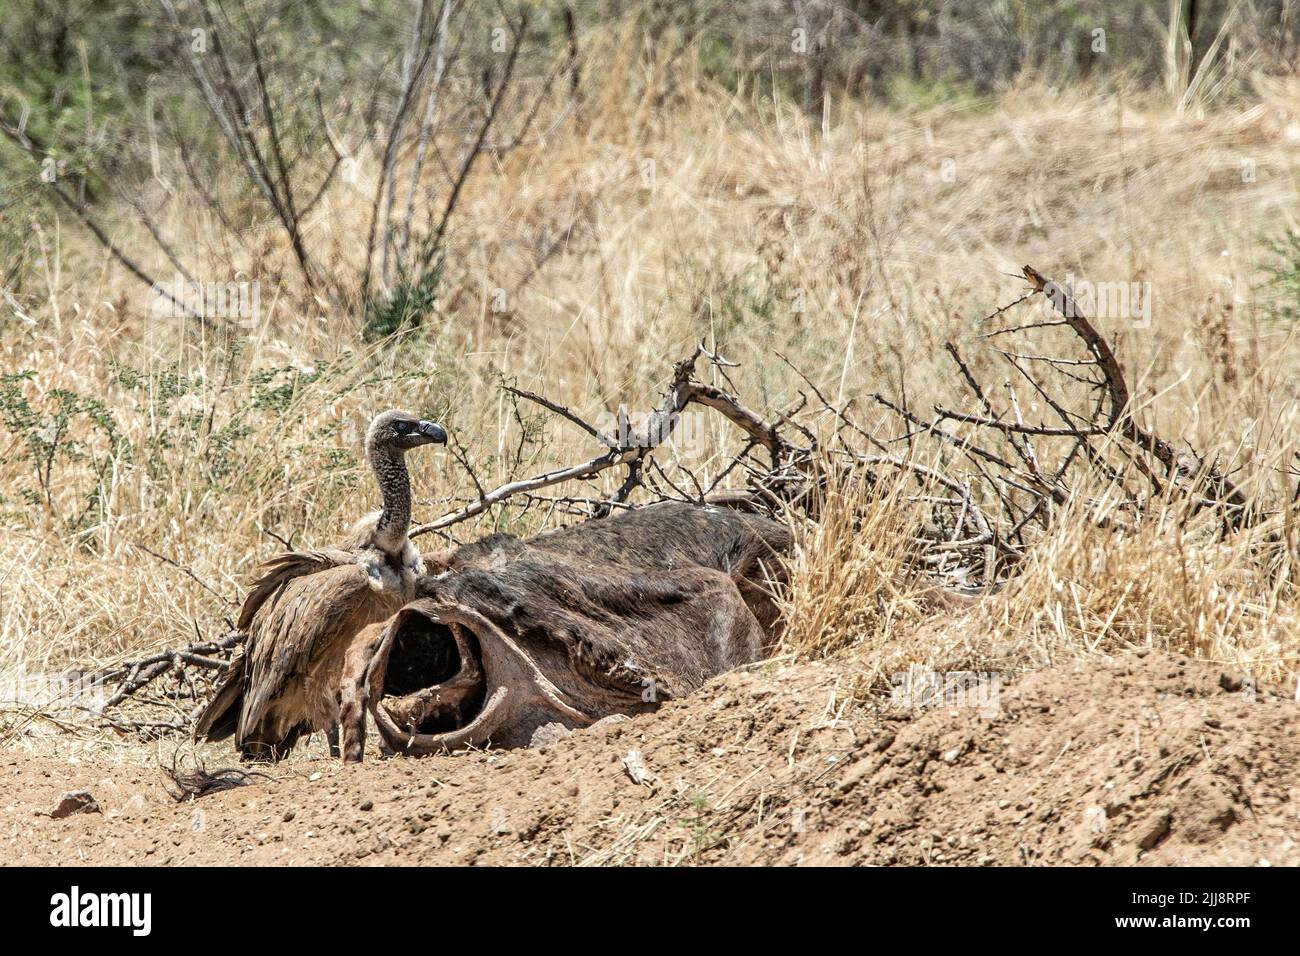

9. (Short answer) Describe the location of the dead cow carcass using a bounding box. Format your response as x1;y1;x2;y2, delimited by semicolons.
365;501;791;754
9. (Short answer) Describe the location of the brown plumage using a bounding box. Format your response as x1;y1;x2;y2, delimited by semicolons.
194;409;446;761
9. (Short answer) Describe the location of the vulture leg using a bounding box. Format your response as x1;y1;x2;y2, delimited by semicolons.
338;686;366;764
338;621;387;764
326;725;340;759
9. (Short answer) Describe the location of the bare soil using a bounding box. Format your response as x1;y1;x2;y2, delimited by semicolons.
4;650;1298;866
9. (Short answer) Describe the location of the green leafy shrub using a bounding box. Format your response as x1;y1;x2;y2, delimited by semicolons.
1261;231;1300;323
364;259;444;341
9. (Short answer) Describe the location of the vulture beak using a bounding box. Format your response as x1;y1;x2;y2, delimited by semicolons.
416;420;448;444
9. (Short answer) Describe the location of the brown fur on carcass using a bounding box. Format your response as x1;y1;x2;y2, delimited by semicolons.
193;500;792;763
430;500;791;635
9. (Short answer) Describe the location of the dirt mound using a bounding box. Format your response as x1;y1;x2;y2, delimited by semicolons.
4;650;1297;865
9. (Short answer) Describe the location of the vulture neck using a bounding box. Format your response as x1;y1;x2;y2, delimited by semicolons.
366;443;412;558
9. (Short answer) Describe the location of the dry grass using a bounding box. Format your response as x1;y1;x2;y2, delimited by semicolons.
4;65;1300;747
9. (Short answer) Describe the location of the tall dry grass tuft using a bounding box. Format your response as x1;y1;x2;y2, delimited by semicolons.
980;476;1300;675
776;460;935;661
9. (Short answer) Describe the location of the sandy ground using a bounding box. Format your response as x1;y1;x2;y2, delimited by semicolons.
3;650;1298;866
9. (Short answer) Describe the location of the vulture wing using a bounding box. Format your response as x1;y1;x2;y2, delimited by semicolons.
192;652;246;742
235;556;401;753
236;548;357;630
193;548;357;748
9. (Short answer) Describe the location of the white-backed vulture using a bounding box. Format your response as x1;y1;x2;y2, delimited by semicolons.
194;409;446;761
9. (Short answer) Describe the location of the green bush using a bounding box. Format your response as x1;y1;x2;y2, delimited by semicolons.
364;259;444;341
1261;231;1300;323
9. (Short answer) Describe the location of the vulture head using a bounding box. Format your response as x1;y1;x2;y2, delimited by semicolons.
366;409;448;454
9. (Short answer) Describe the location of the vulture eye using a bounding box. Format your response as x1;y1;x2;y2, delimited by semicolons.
393;420;413;434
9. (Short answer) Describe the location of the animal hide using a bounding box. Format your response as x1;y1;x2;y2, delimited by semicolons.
364;502;792;754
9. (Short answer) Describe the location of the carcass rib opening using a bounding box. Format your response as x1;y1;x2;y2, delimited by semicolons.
377;614;486;736
384;617;461;695
368;599;597;754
